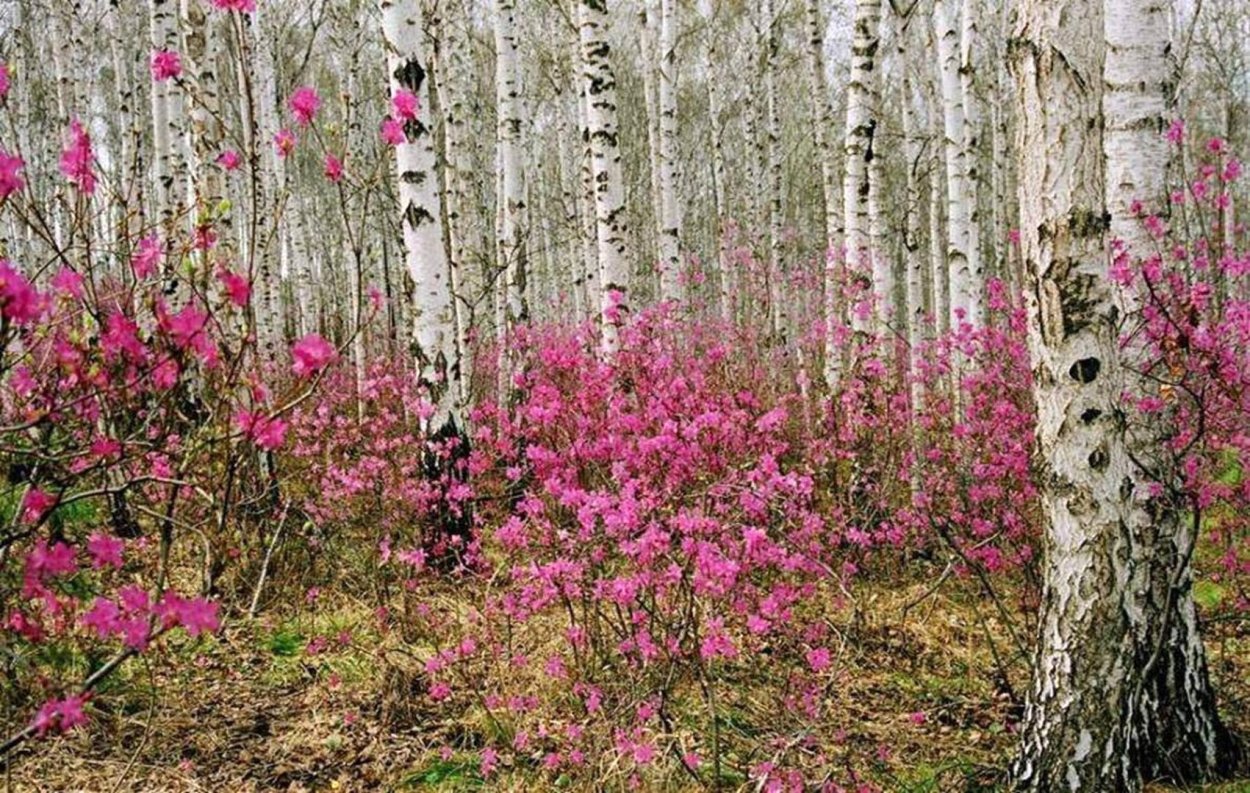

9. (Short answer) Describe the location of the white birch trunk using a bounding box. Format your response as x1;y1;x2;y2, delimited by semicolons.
934;0;976;329
763;0;786;341
579;0;630;357
1009;1;1236;788
494;0;528;335
657;0;683;302
838;0;882;351
381;0;462;430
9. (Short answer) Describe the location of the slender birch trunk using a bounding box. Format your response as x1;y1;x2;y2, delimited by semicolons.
934;0;976;329
763;0;786;341
380;0;462;431
838;0;882;353
698;0;733;325
578;0;630;357
494;0;528;336
149;0;181;235
657;0;683;302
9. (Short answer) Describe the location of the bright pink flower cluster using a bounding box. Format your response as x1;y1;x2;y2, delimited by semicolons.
150;49;182;81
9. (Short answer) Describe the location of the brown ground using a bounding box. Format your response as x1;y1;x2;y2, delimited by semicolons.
5;576;1248;792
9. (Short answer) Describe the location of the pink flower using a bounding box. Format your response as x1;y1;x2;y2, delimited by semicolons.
150;49;182;81
291;333;337;377
119;585;150;614
1166;118;1185;145
805;646;831;673
131;235;162;278
324;153;343;183
216;268;251;306
392;88;420;121
0;151;24;200
0;261;43;324
209;0;255;11
910;711;927;725
480;747;498;777
380;116;405;146
50;267;83;299
86;533;125;570
22;489;57;523
101;313;145;362
32;696;88;736
156;592;220;636
273;128;296;158
288;85;320;126
0;61;9;98
216;149;241;171
81;597;120;638
235;410;288;450
60;119;95;194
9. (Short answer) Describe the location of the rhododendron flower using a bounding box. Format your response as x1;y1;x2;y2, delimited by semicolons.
81;597;120;638
0;151;23;200
60;119;95;194
119;585;150;614
131;235;162;278
288;85;320;126
22;488;57;523
0;61;9;98
86;533;125;570
102;313;146;362
1166;118;1185;145
291;333;337;377
150;49;182;81
155;592;220;636
32;696;88;736
273;128;296;158
216;267;251;306
380;116;405;146
324;152;343;182
236;410;288;450
0;261;43;324
50;266;83;299
392;88;420;120
216;149;241;171
480;747;498;777
805;646;831;672
152;358;180;390
209;0;255;11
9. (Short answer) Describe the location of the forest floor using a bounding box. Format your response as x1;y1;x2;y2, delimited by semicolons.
7;573;1250;793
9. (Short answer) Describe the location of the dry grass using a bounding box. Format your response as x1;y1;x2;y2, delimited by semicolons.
5;572;1247;792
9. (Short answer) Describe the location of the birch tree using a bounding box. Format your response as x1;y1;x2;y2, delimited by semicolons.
933;0;979;329
380;0;462;432
1009;1;1237;788
835;0;882;367
494;0;528;337
578;0;629;356
657;0;683;302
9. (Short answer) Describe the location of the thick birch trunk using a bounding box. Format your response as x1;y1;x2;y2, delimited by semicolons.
1009;2;1238;789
